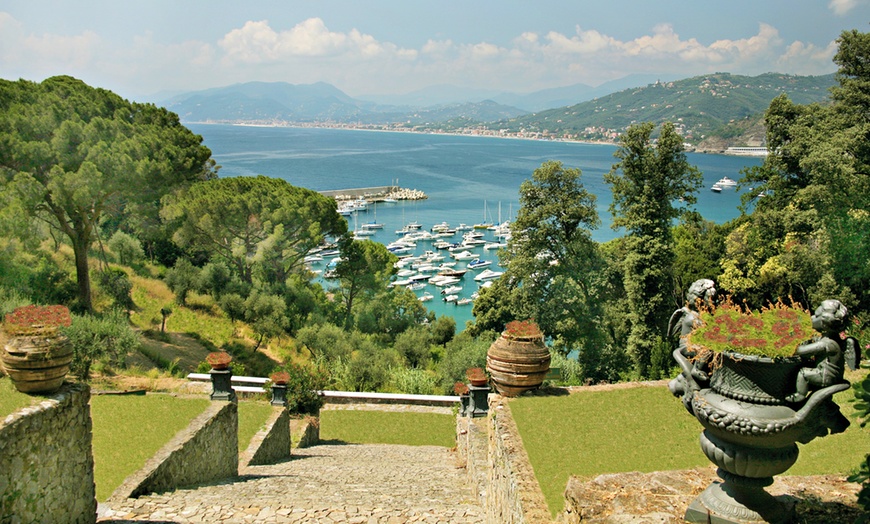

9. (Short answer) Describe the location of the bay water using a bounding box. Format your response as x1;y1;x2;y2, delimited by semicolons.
188;124;763;329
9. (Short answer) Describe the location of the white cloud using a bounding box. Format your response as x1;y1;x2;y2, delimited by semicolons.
0;12;101;74
0;12;842;97
829;0;863;15
218;18;414;63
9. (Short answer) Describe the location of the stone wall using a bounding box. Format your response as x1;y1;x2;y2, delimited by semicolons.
109;400;238;501
240;407;290;467
456;395;552;523
0;383;97;524
294;415;320;448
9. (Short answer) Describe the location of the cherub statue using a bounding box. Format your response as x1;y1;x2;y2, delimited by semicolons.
668;279;717;410
787;299;860;403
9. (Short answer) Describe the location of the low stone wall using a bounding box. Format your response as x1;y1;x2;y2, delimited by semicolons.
109;400;238;501
457;395;552;523
456;414;488;508
0;382;97;524
240;407;290;467
294;415;320;448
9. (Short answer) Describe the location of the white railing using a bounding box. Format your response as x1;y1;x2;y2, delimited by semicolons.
186;373;460;405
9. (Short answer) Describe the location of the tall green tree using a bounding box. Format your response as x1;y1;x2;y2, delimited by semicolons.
162;175;346;286
333;235;396;330
0;76;216;311
605;122;702;377
484;160;607;359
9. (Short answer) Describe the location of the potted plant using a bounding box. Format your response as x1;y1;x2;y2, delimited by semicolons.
269;371;291;407
454;381;470;417
486;319;550;397
206;351;232;371
1;305;74;394
673;297;858;523
206;351;235;401
465;367;487;387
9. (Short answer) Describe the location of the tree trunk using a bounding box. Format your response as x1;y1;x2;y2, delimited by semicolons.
72;235;93;312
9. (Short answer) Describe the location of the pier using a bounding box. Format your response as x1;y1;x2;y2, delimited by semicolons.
320;185;427;202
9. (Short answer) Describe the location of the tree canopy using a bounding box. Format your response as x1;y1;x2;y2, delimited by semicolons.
605;122;702;377
0;76;216;311
162;175;347;286
732;29;870;310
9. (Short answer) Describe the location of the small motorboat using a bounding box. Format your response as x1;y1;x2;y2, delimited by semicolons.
710;184;723;193
474;269;504;281
467;259;492;270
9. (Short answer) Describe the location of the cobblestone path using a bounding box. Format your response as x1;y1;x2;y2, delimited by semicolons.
98;443;484;523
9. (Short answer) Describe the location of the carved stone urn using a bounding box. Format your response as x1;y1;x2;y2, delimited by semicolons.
682;350;850;523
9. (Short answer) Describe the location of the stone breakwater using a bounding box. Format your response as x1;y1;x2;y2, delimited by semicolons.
99;443;484;523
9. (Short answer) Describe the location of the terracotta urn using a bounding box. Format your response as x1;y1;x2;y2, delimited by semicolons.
1;305;73;394
486;320;550;397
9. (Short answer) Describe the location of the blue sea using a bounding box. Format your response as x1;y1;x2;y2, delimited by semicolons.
188;124;763;329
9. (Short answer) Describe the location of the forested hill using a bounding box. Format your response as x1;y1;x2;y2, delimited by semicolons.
491;72;836;147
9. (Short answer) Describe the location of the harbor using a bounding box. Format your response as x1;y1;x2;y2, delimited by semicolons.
320;185;427;203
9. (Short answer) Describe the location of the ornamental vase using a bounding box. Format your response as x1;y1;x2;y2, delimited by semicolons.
1;331;73;394
681;350;850;523
486;331;550;397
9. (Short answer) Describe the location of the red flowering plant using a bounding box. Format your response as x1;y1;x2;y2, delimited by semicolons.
453;381;470;396
466;367;487;382
4;305;72;336
206;351;232;370
686;297;816;358
269;371;290;385
503;319;543;339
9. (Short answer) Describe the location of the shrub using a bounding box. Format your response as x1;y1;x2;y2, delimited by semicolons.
849;373;870;519
437;331;493;394
387;367;438;395
108;230;144;266
165;258;199;305
96;268;135;310
62;309;138;380
27;256;77;307
275;362;327;414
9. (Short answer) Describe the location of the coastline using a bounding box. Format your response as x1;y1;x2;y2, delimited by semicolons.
185;120;765;157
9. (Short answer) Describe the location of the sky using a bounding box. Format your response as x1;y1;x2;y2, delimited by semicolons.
1;1;869;101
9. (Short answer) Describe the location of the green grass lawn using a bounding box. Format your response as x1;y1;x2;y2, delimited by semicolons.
238;400;276;452
0;376;39;418
320;409;455;447
90;395;274;501
510;383;870;517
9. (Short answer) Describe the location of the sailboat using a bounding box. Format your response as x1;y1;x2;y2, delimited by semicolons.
473;200;493;229
361;202;384;230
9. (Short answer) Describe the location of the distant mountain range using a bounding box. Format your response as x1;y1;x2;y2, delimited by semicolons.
162;72;836;147
490;72;835;147
160;75;680;125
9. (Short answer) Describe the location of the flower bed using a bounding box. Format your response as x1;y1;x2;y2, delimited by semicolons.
4;305;72;335
687;298;815;357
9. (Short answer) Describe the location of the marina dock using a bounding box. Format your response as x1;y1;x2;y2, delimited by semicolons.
320;185;427;202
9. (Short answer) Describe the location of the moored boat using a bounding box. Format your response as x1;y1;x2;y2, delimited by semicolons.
474;269;503;281
467;258;492;270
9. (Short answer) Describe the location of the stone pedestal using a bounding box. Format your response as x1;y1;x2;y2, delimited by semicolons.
210;369;236;402
468;384;489;418
271;384;288;407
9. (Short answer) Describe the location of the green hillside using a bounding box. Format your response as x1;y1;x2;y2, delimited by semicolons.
491;72;835;146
